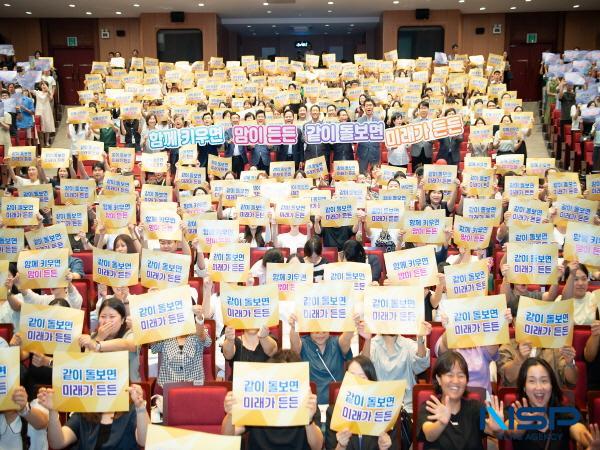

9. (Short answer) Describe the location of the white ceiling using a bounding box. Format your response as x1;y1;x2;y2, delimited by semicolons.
0;0;596;18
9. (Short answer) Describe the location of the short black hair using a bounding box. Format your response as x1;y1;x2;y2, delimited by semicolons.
255;109;266;117
342;240;365;263
92;162;106;171
49;298;70;308
262;248;284;267
432;350;469;395
303;236;323;257
268;349;302;363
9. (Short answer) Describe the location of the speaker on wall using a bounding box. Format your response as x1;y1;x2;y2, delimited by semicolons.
116;30;126;37
171;11;185;22
475;27;485;35
416;8;430;20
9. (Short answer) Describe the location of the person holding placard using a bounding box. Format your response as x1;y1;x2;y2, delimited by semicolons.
37;384;149;450
410;102;435;169
324;355;396;450
493;115;523;157
221;349;323;450
554;262;597;325
418;178;460;217
16;87;35;146
436;109;463;166
303;236;329;282
78;160;107;191
224;112;248;177
223;323;278;380
33;81;55;147
272;220;310;251
11;270;83;310
418;351;504;449
340;240;381;284
313;211;361;252
6;157;42;186
356;98;382;174
150;302;211;390
78;297;141;382
468;118;492;158
120;118;142;152
67;123;92;156
197;112;221;168
289;313;356;405
500;358;599;450
276;108;304;171
386;113;410;169
332;109;354;163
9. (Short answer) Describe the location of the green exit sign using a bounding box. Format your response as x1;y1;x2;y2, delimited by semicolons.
526;33;537;44
66;36;78;47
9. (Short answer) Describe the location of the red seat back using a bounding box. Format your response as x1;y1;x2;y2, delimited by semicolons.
365;247;386;282
588;391;600;425
250;247;291;267
573;325;591;361
76;251;94;274
163;382;230;433
329;381;342;405
0;323;13;343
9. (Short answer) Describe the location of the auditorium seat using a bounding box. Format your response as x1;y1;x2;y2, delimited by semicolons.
277;224;309;235
0;323;13;343
588;391;600;425
328;381;342;405
163;382;230;433
428;322;444;381
295;246;338;262
77;251;94;275
365;247;386;283
250;247;291;266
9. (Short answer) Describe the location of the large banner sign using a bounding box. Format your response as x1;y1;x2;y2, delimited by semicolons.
221;283;279;329
443;294;510;349
304;121;385;144
384;115;464;147
232;124;298;145
294;281;355;332
363;285;423;335
515;297;574;348
52;351;129;412
129;285;196;345
20;303;84;354
232;361;310;427
147;125;226;150
330;372;406;436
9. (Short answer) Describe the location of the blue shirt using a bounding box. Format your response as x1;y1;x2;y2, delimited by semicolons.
300;335;352;404
16;96;34;129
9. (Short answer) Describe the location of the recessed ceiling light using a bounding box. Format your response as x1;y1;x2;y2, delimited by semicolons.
510;6;516;9
133;3;140;6
393;0;399;3
525;0;531;2
68;4;75;7
85;11;92;14
272;24;276;27
350;24;354;27
458;0;464;3
325;24;329;27
263;1;269;5
267;10;271;13
115;11;122;14
198;2;204;5
573;4;580;7
328;1;334;4
479;6;486;10
3;3;10;5
247;25;252;27
328;10;332;12
25;10;32;14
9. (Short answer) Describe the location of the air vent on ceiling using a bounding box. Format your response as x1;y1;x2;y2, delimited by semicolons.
291;26;310;33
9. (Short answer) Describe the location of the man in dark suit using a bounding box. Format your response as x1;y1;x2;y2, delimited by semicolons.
410;101;435;169
223;112;247;178
250;110;272;171
276;109;304;171
197;112;221;167
356;98;382;174
303;105;328;168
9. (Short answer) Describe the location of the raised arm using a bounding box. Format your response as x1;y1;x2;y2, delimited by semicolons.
289;313;302;355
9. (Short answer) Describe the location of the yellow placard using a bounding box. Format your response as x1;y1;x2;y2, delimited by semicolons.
363;285;424;335
506;242;558;285
403;209;447;244
333;160;359;181
0;347;20;411
468;125;494;144
464;156;492;170
76;140;105;162
299;188;331;215
175;166;206;191
509;223;554;244
323;262;372;300
495;154;524;175
552;198;598;227
90;111;112;130
108;147;135;172
145;424;242;450
67;106;92;124
320;198;357;227
444;295;510;349
0;228;24;262
236;196;270;227
269;161;296;181
462;168;495;197
507;198;549;226
120;103;142;120
178;144;198;165
102;172;135;196
17;249;69;290
140;202;182;241
195;219;240;253
335;182;367;209
586;174;600;200
221;283;279;329
377;164;406;185
266;262;313;301
140;184;173;203
208;243;250;283
179;194;212;215
453;215;492;250
7;146;36;167
526;157;555;178
232;361;310;426
97;194;137;233
547;172;581;198
365;200;404;230
423;164;457;191
139;249;190;289
444;259;489;298
505;175;539;199
60;178;97;205
330;372;406;436
384;245;438;286
294;281;355;332
304;155;328;179
129;285;196;345
499;124;520;140
274;198;310;225
41;147;70;169
183;212;216;241
52;351;129;412
515;297;574;348
20;303;84;354
17;183;55;209
207;154;233;178
25;223;71;252
141;152;168;173
92;248;139;287
222;181;253;207
0;260;7;300
1;196;39;226
564;222;600;268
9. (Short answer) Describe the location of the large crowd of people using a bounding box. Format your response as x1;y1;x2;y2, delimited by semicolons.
0;43;599;450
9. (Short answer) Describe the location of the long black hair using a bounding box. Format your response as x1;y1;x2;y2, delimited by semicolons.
243;225;265;247
94;297;128;339
348;355;378;381
517;358;565;409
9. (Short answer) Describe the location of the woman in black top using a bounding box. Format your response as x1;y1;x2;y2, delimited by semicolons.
418;351;504;449
505;358;599;450
303;236;329;282
222;324;278;380
121;118;141;151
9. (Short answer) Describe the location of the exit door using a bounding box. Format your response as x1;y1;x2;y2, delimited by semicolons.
52;48;95;105
507;43;549;102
